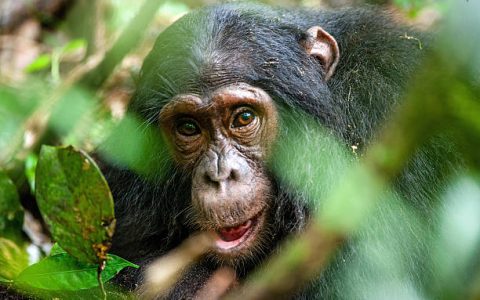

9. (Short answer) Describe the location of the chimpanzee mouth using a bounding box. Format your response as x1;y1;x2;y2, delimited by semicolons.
212;210;265;253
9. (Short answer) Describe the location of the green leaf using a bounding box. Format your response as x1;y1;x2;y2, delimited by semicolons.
0;276;13;283
25;54;52;73
0;238;29;280
49;243;67;256
25;153;38;193
0;171;24;241
62;39;87;54
99;114;171;178
269;110;351;208
159;1;189;16
15;253;138;291
35;145;116;264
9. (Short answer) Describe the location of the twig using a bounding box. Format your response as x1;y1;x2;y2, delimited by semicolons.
194;267;237;300
137;233;214;300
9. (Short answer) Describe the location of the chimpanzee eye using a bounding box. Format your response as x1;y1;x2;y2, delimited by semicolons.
176;119;200;136
232;110;256;128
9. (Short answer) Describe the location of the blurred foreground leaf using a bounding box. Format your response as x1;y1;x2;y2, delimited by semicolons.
25;39;86;75
15;253;138;291
270;110;352;209
25;54;52;73
99;114;170;178
24;153;38;193
0;171;24;242
0;238;29;280
0;85;41;165
432;174;480;299
35;145;116;264
62;39;87;54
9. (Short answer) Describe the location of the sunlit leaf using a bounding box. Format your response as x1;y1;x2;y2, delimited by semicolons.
25;153;38;193
62;39;87;54
0;238;29;280
25;54;52;73
15;253;138;291
35;145;116;264
0;276;12;283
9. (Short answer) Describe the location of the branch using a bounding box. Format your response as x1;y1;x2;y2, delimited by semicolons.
78;0;166;90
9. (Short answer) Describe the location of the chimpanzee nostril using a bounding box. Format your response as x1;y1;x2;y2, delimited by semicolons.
204;167;237;185
229;168;240;181
204;173;218;187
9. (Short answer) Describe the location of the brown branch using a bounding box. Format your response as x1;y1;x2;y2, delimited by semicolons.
137;233;214;300
194;267;237;300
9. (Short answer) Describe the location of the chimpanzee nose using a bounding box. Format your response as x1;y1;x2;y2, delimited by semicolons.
204;155;238;187
198;148;247;192
204;163;239;185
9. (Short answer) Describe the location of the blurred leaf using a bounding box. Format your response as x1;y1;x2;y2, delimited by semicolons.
25;54;52;73
269;110;352;208
108;0;142;31
0;88;29;163
431;174;480;298
0;171;24;241
99;114;171;178
15;253;138;291
49;87;96;137
0;84;45;164
0;86;37;117
49;243;67;256
159;1;189;16
320;165;384;233
62;39;87;54
25;153;38;193
0;276;12;283
25;39;86;76
0;238;29;280
339;193;430;300
35;145;116;264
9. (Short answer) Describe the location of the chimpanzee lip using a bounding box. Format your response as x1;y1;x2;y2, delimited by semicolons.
212;209;265;253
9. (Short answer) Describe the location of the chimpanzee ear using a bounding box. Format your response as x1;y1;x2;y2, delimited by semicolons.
302;26;340;81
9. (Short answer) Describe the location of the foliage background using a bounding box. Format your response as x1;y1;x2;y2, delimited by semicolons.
0;0;479;299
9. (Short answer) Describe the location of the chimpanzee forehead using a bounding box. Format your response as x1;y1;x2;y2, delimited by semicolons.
142;4;306;94
131;3;331;124
161;83;273;114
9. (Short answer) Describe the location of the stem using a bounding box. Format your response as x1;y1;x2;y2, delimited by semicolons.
97;260;107;300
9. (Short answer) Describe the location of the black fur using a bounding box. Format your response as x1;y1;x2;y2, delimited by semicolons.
103;3;461;298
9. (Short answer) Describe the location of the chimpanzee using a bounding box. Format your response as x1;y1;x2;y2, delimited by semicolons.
102;3;460;299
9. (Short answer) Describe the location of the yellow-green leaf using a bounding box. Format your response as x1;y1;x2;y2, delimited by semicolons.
0;238;29;279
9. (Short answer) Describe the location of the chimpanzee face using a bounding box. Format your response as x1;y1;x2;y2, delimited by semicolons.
159;83;278;260
146;18;339;262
